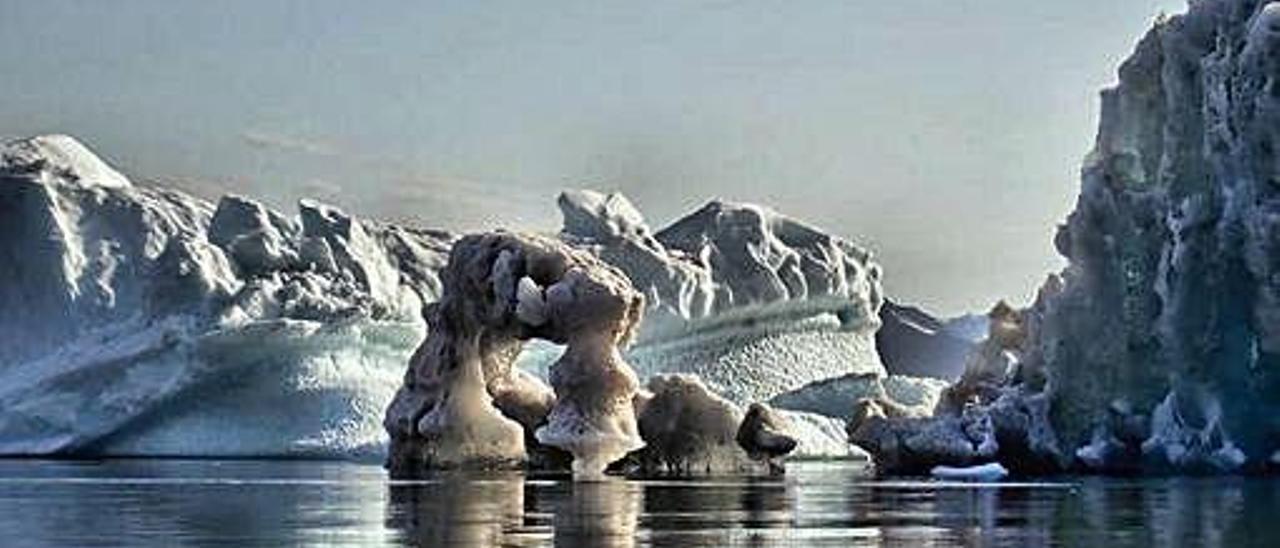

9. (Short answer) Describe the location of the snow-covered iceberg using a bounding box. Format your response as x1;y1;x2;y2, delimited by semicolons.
558;189;887;405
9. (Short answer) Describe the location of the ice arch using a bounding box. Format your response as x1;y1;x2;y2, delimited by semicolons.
383;232;647;478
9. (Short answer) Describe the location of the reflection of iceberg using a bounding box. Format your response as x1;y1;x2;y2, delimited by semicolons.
554;478;643;548
386;471;527;545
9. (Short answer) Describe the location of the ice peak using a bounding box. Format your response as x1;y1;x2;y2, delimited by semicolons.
557;189;652;242
0;134;132;189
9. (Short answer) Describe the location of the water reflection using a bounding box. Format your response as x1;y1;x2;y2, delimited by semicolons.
553;478;643;547
0;460;1278;546
386;471;531;546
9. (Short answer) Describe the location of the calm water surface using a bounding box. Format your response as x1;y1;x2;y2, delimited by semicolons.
0;459;1275;546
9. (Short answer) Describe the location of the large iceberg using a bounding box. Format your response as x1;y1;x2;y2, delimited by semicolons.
852;0;1280;475
558;189;887;405
0;135;937;466
0;135;451;458
1025;0;1280;473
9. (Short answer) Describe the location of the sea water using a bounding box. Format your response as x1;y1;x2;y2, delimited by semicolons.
0;459;1275;546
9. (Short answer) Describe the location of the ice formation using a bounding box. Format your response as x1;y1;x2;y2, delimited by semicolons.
769;372;948;421
383;232;648;477
930;462;1009;482
626;374;800;475
0;134;451;458
847;394;999;475
736;402;800;471
630;374;763;474
559;189;887;405
1024;0;1280;473
854;0;1280;476
0;134;941;469
876;300;978;380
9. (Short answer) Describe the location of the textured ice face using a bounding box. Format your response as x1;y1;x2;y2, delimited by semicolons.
847;0;1280;476
558;189;887;406
560;190;884;341
1026;0;1280;470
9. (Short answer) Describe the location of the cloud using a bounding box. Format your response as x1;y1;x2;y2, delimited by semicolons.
240;130;338;156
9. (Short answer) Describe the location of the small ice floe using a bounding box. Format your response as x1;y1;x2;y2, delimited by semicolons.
930;462;1009;482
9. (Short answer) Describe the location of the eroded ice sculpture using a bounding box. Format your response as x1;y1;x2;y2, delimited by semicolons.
384;232;647;478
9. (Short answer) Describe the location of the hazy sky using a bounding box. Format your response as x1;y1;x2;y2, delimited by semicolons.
0;1;1186;315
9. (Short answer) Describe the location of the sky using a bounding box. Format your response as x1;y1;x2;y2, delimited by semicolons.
0;0;1187;315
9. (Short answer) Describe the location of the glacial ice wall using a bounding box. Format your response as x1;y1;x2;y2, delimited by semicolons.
845;0;1280;476
890;0;1280;474
0;135;452;458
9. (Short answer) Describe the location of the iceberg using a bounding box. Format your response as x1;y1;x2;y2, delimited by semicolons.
876;300;978;380
558;189;887;405
0;135;450;459
0;134;937;467
930;463;1009;482
1017;0;1280;472
850;0;1280;476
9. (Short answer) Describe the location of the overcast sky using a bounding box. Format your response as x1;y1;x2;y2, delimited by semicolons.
0;1;1186;315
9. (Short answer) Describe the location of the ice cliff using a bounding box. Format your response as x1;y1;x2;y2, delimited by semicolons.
1035;0;1280;473
852;0;1280;475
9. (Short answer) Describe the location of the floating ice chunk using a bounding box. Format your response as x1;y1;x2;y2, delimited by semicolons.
930;462;1009;481
737;403;798;472
632;374;757;474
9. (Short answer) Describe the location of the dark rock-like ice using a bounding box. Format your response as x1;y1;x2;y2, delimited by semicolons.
851;0;1280;475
